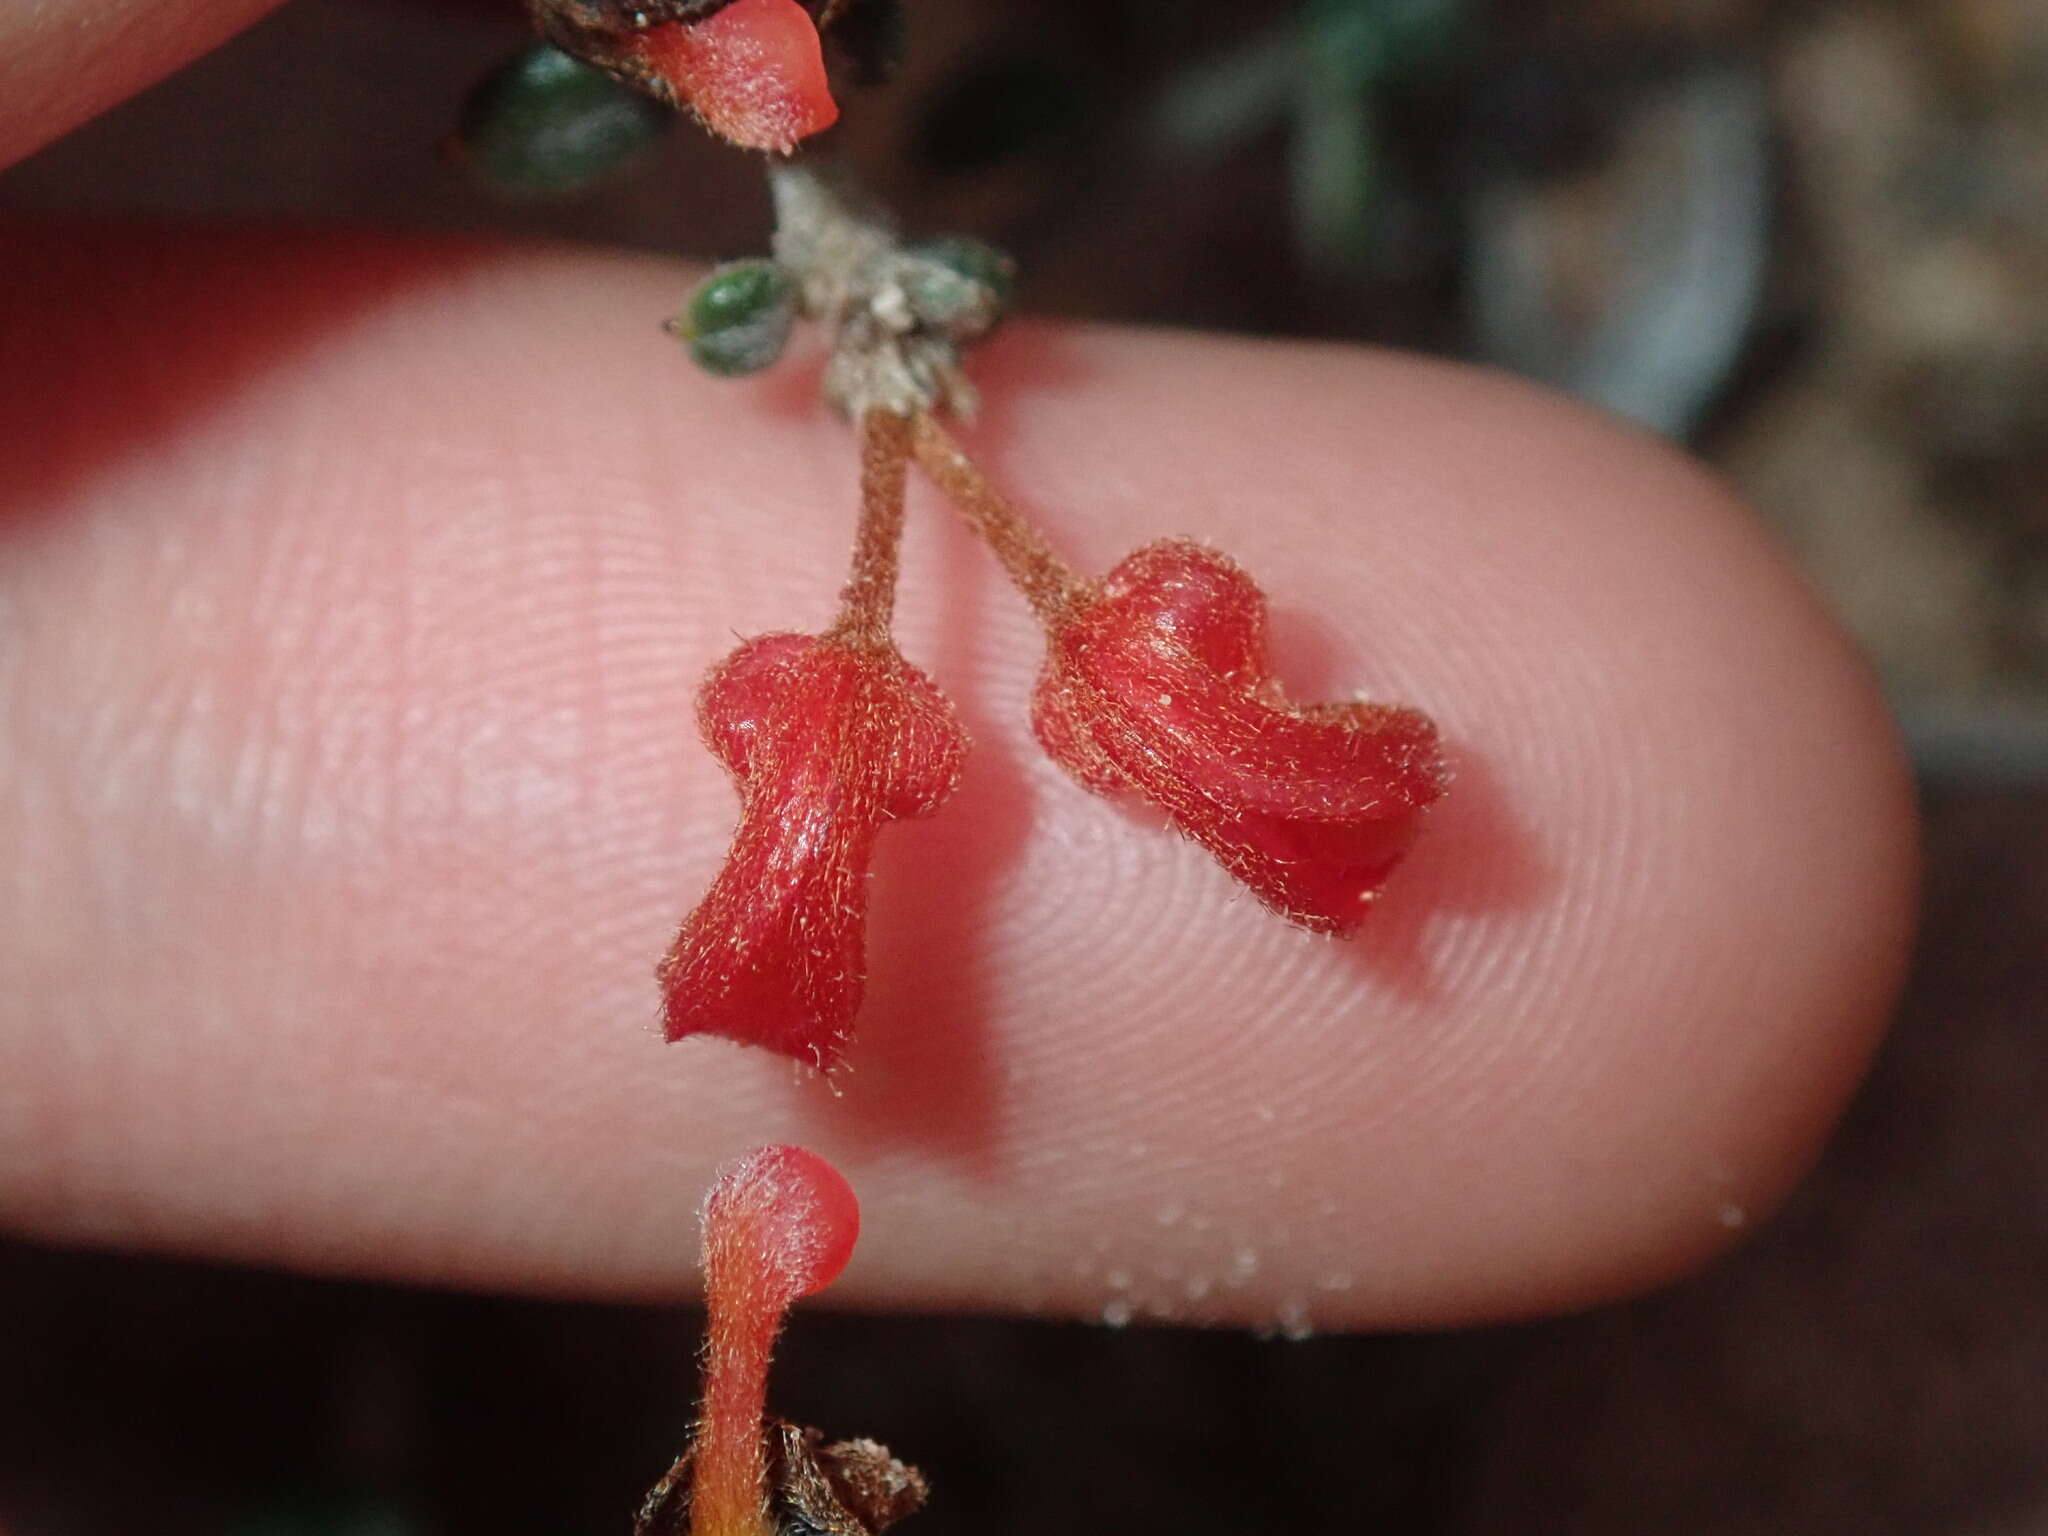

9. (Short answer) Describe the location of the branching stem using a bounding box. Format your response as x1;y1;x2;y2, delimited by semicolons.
829;409;913;648
908;412;1086;625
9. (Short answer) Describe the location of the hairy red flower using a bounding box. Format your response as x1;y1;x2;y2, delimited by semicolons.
691;1144;860;1536
1032;539;1448;936
633;0;839;153
659;632;967;1071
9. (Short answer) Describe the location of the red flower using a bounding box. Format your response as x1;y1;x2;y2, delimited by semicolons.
1032;539;1447;937
633;0;838;154
659;632;967;1071
690;1144;860;1536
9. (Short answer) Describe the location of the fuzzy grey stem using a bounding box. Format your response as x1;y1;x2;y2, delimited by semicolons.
766;160;1000;420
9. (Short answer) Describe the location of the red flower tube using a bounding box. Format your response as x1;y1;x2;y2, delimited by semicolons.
658;631;966;1070
633;0;838;153
908;413;1447;939
530;0;839;155
659;408;964;1071
1031;539;1447;935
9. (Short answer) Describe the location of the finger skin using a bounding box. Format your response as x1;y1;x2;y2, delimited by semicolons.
0;0;282;169
0;227;1916;1328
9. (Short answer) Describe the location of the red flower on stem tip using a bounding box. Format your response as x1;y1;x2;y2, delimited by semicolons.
633;0;838;153
1033;539;1448;935
658;412;966;1072
657;632;966;1069
907;413;1447;939
691;1144;859;1536
636;1141;925;1533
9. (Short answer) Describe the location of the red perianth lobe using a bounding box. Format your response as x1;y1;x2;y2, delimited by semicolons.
659;634;966;1071
704;1143;860;1309
634;0;839;154
1032;540;1448;936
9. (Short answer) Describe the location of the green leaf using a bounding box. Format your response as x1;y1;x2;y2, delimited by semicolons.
455;44;671;197
672;260;800;377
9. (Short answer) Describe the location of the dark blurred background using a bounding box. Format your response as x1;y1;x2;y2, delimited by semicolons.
4;0;2048;1531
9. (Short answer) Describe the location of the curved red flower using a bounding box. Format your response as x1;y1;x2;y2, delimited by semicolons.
1032;539;1447;937
633;0;838;153
659;632;967;1071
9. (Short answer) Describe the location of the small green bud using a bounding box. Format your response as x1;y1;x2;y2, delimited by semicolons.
670;260;798;377
908;236;1018;312
455;45;670;196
